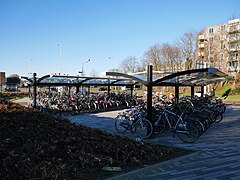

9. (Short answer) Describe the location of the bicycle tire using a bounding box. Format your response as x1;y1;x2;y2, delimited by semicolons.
215;113;223;123
187;115;207;134
154;115;166;134
135;118;153;139
221;105;226;114
177;121;200;143
115;115;129;133
69;106;79;116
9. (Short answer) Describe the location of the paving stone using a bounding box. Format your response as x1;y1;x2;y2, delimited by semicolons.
65;105;240;179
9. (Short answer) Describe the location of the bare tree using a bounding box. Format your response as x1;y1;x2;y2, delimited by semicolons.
108;68;121;72
228;14;239;21
160;43;181;72
176;30;197;70
119;56;139;74
142;44;162;71
90;69;99;77
141;43;181;72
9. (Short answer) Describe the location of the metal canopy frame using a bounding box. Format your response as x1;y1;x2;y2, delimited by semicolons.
106;66;231;136
22;74;137;87
107;68;231;87
22;67;231;137
21;73;138;108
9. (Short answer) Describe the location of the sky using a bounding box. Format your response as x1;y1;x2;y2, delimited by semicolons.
0;0;239;77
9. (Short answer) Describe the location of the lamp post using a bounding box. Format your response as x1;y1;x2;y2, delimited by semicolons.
81;59;90;76
57;43;62;74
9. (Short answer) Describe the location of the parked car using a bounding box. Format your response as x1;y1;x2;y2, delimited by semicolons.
99;87;108;91
5;86;20;92
194;91;210;97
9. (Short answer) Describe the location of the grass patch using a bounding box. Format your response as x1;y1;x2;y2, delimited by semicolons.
215;86;231;97
225;95;240;99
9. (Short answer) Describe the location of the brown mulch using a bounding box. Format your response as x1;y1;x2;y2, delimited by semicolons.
0;92;28;101
0;101;192;179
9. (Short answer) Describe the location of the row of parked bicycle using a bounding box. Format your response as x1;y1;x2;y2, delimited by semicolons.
34;91;139;116
115;95;226;143
32;91;226;143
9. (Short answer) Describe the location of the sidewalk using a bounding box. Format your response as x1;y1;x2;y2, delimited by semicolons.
13;97;32;107
68;105;240;180
14;98;240;179
222;98;240;105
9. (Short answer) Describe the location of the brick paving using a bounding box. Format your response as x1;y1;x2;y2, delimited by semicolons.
68;105;240;179
13;97;32;107
14;98;240;179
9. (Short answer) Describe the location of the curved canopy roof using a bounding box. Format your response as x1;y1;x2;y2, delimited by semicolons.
21;75;137;86
21;68;231;87
106;68;232;86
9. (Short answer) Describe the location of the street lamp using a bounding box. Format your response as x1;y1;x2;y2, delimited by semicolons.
81;59;90;76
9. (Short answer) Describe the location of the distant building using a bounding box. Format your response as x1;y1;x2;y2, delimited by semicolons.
0;72;6;85
195;18;240;77
0;72;6;91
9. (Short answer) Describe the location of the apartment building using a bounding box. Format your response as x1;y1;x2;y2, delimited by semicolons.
195;19;240;76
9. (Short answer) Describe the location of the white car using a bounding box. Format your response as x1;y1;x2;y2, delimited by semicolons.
143;91;155;96
194;91;202;97
194;91;210;97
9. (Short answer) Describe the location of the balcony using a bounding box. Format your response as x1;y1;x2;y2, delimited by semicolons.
199;35;205;41
227;37;239;42
229;47;239;51
228;57;238;61
198;52;205;57
198;43;205;48
228;25;240;33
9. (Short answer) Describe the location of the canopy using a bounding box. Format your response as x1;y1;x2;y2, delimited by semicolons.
106;68;231;87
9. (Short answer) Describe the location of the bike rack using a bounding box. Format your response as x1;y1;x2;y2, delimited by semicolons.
21;66;231;133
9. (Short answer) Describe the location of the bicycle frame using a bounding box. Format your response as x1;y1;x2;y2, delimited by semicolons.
115;107;153;138
156;107;186;132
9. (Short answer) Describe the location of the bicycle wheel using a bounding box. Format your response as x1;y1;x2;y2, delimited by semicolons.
177;121;200;143
69;106;79;116
187;115;206;134
215;113;223;123
135;118;153;139
154;115;166;134
115;115;129;133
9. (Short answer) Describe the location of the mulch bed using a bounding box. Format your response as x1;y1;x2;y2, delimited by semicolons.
0;92;28;101
0;101;192;179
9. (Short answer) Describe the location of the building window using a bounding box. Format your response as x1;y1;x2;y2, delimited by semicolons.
229;24;237;32
230;43;237;50
220;53;224;59
220;43;226;49
209;28;214;33
220;35;226;41
230;61;238;68
209;46;213;51
209;37;214;42
229;34;236;41
229;52;239;60
221;25;226;31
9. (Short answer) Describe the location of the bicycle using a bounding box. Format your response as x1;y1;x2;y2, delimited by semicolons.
115;107;153;139
154;103;200;143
